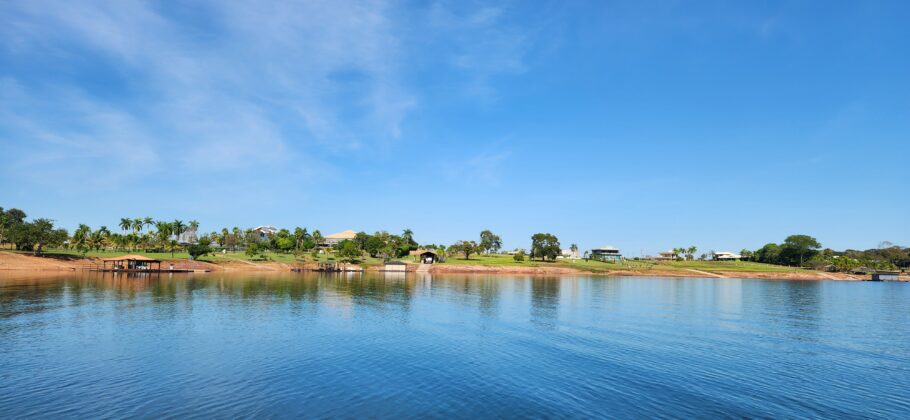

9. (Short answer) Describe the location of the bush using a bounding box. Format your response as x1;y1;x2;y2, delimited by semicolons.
513;250;525;262
187;243;212;260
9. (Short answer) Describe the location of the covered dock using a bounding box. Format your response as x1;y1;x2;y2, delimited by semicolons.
100;255;163;272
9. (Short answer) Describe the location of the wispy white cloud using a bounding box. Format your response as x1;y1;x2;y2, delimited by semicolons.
424;2;530;101
0;0;418;183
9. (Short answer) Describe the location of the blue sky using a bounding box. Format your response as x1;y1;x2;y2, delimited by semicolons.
1;0;908;255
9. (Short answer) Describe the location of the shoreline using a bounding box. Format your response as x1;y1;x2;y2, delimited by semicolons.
2;251;901;281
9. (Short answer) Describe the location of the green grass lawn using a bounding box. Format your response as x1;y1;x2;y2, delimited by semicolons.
436;254;809;274
438;254;659;272
657;260;805;273
20;249;809;274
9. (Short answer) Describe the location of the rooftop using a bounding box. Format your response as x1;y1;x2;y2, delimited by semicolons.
325;230;357;239
102;254;161;262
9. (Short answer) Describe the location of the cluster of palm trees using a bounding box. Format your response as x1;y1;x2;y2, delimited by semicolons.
69;217;199;254
672;246;699;261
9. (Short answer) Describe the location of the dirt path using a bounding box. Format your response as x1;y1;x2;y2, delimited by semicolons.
685;268;727;278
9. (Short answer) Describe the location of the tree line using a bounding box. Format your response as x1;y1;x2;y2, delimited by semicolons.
743;235;908;271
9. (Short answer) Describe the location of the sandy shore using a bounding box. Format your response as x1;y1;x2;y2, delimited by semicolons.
1;252;902;281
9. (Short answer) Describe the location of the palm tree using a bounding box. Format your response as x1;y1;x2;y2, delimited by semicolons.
172;220;186;243
686;246;698;261
312;230;323;248
294;227;305;251
109;233;125;251
188;220;200;243
231;227;241;252
87;230;109;251
673;247;685;260
119;218;132;233
132;218;144;234
143;217;154;231
402;228;415;246
72;224;91;253
166;239;180;257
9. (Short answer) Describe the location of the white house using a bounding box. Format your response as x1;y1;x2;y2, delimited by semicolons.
590;246;623;262
712;251;742;261
252;225;278;242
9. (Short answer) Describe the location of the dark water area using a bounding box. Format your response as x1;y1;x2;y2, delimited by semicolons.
1;272;908;418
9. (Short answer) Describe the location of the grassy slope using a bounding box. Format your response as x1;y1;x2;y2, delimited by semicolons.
29;249;807;274
438;254;807;274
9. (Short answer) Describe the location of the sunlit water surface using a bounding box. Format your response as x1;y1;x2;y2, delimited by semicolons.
1;273;908;418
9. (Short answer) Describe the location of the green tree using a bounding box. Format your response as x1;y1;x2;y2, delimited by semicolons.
71;224;91;254
448;240;479;260
155;221;173;248
245;242;261;259
119;217;132;233
335;239;362;263
294;227;306;251
364;235;383;257
275;236;295;253
402;229;417;249
172;220;186;243
740;249;754;261
479;230;503;254
187;243;212;260
782;234;822;266
132;218;144;234
530;233;560;261
9;217;67;253
165;239;181;257
87;229;109;252
686;246;697;260
755;243;781;264
1;208;27;249
312;230;323;248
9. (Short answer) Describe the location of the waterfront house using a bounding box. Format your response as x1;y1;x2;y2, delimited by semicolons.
252;225;278;242
656;250;678;260
712;251;742;261
590;246;623;262
324;230;357;247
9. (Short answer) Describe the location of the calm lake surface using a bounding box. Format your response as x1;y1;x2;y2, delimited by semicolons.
1;273;908;418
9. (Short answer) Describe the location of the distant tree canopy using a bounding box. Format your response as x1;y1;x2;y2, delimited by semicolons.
750;234;827;267
479;230;502;254
0;208;68;253
530;233;560;261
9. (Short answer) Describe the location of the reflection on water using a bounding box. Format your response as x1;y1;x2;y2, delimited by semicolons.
1;272;909;418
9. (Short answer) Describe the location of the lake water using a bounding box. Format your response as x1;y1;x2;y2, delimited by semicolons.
1;273;908;418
